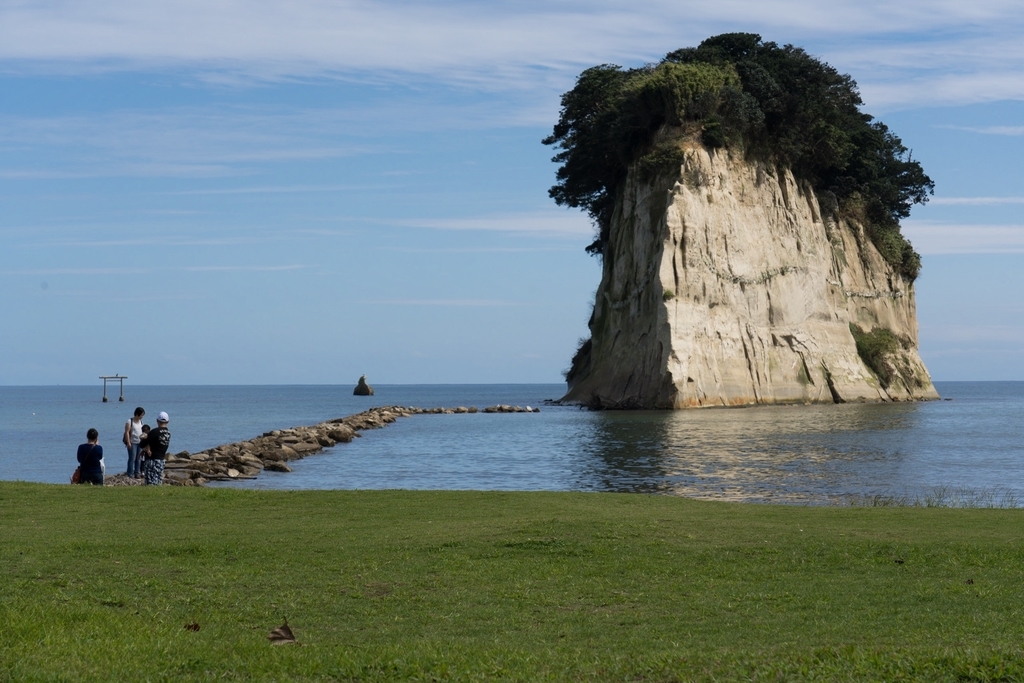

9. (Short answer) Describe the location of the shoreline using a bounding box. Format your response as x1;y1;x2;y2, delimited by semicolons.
105;404;539;487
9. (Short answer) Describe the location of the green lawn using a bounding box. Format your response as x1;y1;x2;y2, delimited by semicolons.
2;482;1023;681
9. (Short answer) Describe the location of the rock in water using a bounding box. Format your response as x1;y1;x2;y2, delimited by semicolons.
353;375;374;396
562;145;938;408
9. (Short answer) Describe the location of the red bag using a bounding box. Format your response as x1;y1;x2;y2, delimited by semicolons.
71;467;81;484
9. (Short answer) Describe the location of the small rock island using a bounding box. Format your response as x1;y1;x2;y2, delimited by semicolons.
353;375;374;396
546;33;938;408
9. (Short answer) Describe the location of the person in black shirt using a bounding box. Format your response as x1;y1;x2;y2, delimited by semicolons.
144;412;171;486
76;428;104;485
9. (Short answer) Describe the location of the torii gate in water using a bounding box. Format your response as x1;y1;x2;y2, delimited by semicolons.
99;375;126;402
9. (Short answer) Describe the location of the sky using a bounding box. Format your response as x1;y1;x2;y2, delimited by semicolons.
2;1;1023;385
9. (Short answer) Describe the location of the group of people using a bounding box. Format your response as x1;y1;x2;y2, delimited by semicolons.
76;406;171;486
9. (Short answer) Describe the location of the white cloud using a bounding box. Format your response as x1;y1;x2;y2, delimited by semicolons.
161;183;395;196
392;211;592;237
366;298;526;307
0;95;559;180
0;108;394;179
21;236;265;248
2;1;1024;108
0;267;147;275
902;220;1024;254
0;1;660;86
0;169;105;180
180;264;313;272
1;1;1021;193
861;73;1024;110
0;264;314;275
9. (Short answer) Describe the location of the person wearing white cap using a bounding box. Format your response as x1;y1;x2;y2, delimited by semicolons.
144;412;171;486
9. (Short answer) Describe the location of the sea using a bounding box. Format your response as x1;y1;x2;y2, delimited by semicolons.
2;382;1023;505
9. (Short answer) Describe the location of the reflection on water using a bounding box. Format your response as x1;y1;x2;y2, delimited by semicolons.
578;403;923;502
215;382;1023;504
4;382;1024;504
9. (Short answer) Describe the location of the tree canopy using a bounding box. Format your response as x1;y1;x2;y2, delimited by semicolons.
543;33;933;280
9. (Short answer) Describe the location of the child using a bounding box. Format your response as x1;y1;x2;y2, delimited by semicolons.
138;424;151;473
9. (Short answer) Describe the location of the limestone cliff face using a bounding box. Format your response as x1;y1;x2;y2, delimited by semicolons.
563;143;939;408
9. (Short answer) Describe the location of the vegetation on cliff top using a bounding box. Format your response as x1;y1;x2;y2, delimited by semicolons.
543;33;933;281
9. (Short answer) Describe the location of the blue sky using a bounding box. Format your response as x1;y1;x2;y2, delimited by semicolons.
2;1;1023;385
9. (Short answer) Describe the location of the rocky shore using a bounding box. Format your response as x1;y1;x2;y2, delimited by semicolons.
105;404;539;487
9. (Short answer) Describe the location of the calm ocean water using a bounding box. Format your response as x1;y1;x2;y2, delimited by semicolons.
2;382;1022;504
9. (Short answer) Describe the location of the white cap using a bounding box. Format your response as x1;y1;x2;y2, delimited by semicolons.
157;411;169;422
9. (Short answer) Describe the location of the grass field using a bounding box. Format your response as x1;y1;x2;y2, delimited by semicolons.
2;482;1024;681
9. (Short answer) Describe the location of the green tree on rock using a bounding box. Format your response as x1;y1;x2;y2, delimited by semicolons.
543;33;933;280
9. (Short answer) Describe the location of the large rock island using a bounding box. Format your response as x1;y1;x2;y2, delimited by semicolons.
546;33;938;408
